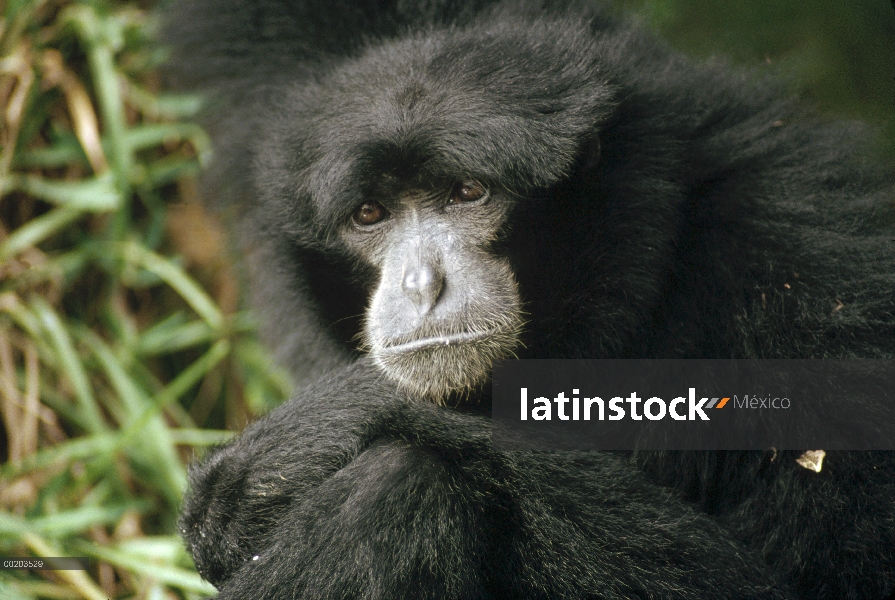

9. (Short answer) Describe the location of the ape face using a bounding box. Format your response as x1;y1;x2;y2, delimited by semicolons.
256;22;615;399
348;180;523;399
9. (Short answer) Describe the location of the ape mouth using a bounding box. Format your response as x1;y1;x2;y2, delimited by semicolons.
378;328;499;355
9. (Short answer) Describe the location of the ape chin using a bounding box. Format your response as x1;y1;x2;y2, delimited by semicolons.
164;1;895;599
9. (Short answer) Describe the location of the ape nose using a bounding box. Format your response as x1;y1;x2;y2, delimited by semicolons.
401;261;444;315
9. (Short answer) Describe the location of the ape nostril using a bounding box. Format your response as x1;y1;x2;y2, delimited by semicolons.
401;263;443;313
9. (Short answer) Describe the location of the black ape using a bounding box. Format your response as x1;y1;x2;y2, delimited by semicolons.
164;1;895;598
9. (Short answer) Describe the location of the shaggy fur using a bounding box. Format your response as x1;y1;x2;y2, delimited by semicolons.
164;1;895;598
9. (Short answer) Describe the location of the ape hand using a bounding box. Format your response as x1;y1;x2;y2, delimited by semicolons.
179;359;410;584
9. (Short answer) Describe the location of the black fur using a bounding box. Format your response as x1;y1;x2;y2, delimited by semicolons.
164;1;895;598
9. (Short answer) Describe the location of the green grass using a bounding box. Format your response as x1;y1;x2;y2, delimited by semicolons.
1;1;289;597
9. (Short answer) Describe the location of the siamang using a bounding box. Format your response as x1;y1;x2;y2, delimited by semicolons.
163;1;895;598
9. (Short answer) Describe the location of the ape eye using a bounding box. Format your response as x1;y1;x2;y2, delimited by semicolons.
353;201;389;226
450;180;487;204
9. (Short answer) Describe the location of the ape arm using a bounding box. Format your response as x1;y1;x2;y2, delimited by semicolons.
181;360;790;600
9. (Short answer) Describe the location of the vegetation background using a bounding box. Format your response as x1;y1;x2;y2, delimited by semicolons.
1;0;892;597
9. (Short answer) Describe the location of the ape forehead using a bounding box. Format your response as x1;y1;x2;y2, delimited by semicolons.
277;17;616;228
